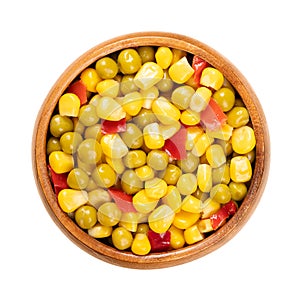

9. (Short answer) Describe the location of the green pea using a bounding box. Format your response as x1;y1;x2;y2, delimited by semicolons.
67;168;89;190
49;114;73;137
60;131;83;154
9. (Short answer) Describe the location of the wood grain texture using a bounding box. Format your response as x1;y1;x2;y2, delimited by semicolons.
32;32;270;269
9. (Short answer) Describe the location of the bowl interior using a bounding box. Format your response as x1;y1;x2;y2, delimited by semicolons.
32;32;270;269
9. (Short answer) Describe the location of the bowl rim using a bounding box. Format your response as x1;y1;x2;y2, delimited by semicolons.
32;31;270;269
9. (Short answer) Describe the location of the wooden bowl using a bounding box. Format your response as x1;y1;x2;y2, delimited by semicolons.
32;32;270;269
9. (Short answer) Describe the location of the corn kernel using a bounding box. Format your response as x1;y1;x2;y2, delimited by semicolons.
80;67;101;92
148;204;175;234
143;122;165;149
96;96;126;121
134;62;163;90
121;91;144;116
101;133;128;159
152;97;181;125
58;189;88;213
162;185;182;213
200;67;224;90
168;56;194;84
185;126;204;151
97;202;122;227
96;79;119;97
189;87;212;112
140;86;159;109
132;189;159;214
197;164;212;193
206;144;226;168
192;133;214;157
184;224;204;245
180;109;201;126
49;150;74;174
230;156;252;182
173;210;200;230
123;150;146;169
160;121;181;140
206;124;233;141
131;233;151;255
58;93;80;117
135;165;155;181
169;225;185;249
198;219;214;233
201;198;221;218
181;195;202;213
105;157;125;174
119;212;139;232
88;223;112;238
145;177;168;199
232;125;256;154
155;46;173;69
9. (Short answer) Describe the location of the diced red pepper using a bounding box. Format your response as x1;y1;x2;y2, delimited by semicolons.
66;80;87;105
101;118;127;135
48;165;69;196
210;200;237;230
108;188;137;213
192;55;210;86
200;98;227;131
147;230;171;252
162;127;187;160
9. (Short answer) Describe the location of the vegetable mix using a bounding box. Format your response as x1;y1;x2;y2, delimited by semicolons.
47;46;256;255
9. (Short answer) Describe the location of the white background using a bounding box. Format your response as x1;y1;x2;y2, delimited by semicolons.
1;0;299;299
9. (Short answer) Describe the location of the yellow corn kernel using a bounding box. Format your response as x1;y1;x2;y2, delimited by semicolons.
132;189;159;214
184;224;204;245
180;109;201;126
131;233;151;255
92;163;117;188
200;67;224;90
171;49;187;65
80;67;101;93
181;195;202;213
162;185;182;213
88;223;113;238
135;165;155;181
230;156;252;182
231;126;256;154
197;164;212;193
143;122;165;149
101;133;128;159
189;87;212;112
198;219;214;233
155;46;173;69
152;96;181;125
161;164;182;185
185;126;204;151
206;124;233;141
119;212;139;232
206;144;226;168
169;225;185;249
58;189;88;213
148;204;175;234
145;177;168;199
123;150;146;169
212;163;230;185
159;121;181;140
96;96;126;121
201;198;221;218
58;93;81;117
121;91;144;116
134;62;164;90
173;210;201;230
49;150;74;174
97;202;122;227
105;157;125;174
96;79;119;97
168;56;194;84
192;133;214;157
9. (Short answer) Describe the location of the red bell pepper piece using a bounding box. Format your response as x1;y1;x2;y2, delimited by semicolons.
101;118;127;135
192;55;210;86
66;80;87;105
108;188;137;213
200;98;227;131
162;127;187;160
147;230;171;252
48;165;69;196
210;200;237;230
